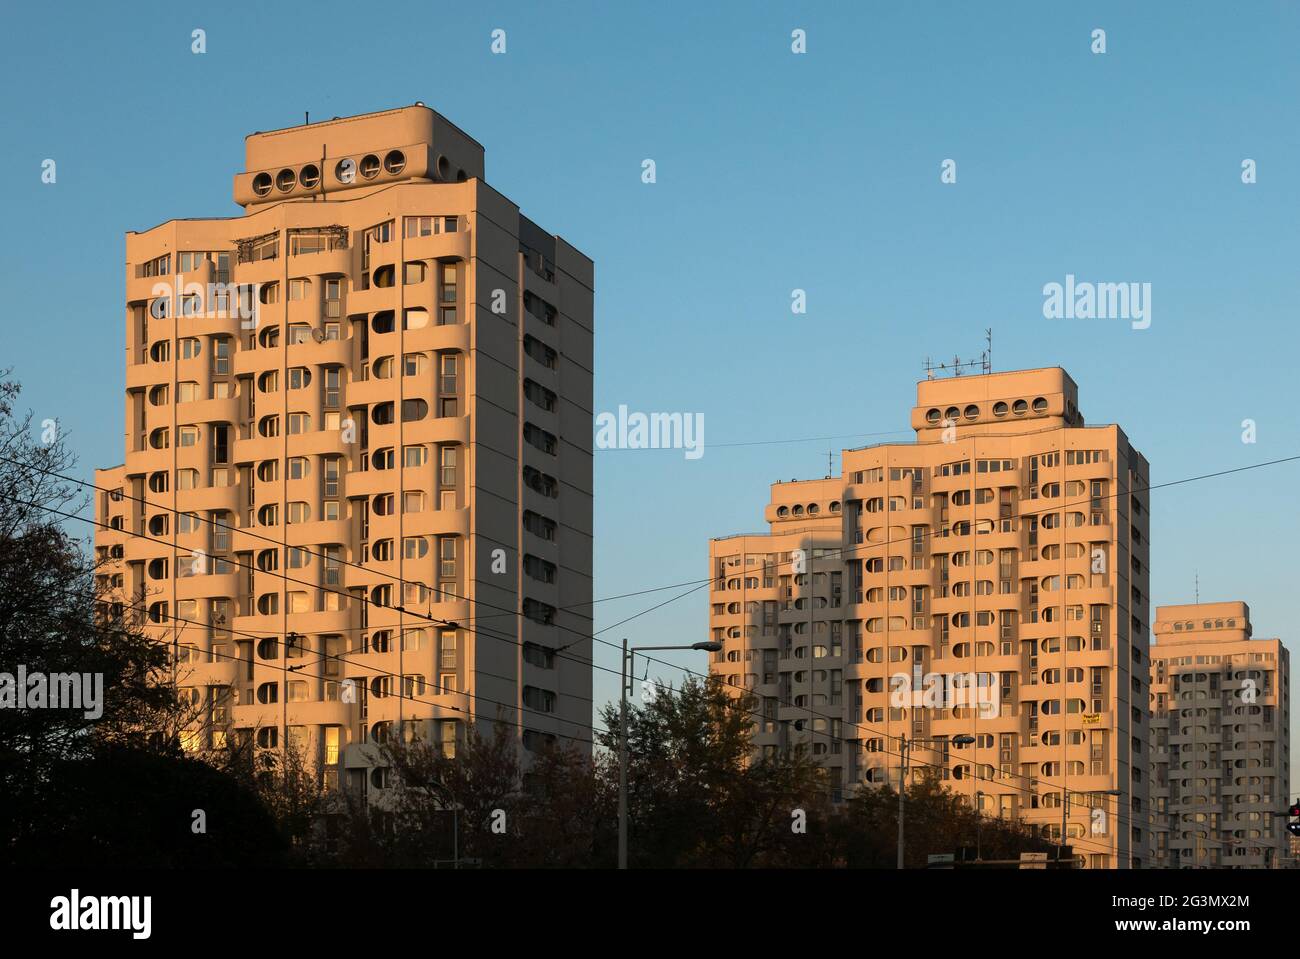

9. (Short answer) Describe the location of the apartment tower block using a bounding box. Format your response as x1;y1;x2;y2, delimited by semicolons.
708;367;1150;868
1149;602;1291;868
93;105;593;796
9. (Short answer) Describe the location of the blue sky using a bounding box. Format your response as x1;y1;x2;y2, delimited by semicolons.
2;2;1298;792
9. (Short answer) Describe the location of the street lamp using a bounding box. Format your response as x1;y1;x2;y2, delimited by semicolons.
1059;787;1121;866
618;638;722;869
897;733;975;868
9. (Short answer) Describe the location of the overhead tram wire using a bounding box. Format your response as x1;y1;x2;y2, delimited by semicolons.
17;574;1154;851
5;445;1282;836
14;449;1296;840
13;451;1300;639
8;493;1177;845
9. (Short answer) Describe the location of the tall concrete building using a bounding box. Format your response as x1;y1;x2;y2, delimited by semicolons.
708;367;1151;868
1149;602;1291;868
93;105;594;799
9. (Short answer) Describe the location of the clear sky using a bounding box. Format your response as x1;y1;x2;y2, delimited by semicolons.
2;1;1298;794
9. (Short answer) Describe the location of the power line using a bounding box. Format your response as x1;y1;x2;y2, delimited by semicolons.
15;445;1296;844
12;489;1176;849
0;475;1217;838
10;576;1140;853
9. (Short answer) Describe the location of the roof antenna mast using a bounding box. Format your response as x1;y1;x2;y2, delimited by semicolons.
922;328;994;379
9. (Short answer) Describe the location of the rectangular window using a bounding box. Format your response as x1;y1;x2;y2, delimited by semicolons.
212;338;231;375
439;537;457;579
439;630;458;669
438;263;458;324
323;457;340;498
323;368;341;409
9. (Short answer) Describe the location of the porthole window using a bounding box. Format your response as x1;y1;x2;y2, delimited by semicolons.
334;158;356;184
1012;399;1028;415
777;506;789;517
384;150;406;175
944;406;959;422
963;404;979;420
926;408;941;424
252;172;272;196
359;154;380;179
1032;397;1048;413
299;163;320;189
276;168;297;193
436;155;450;180
993;401;1008;416
807;503;820;515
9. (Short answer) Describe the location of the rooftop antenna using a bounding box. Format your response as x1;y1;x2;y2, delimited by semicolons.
305;111;310;125
827;448;834;478
922;330;993;379
1195;571;1200;604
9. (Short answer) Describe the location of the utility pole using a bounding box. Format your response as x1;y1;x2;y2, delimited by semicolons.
897;734;908;869
619;637;629;870
284;631;304;808
617;639;721;869
899;734;974;868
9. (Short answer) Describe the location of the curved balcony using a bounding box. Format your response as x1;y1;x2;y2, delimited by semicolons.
403;507;470;538
233;344;284;377
184;396;241;425
403;322;470;354
288;245;353;278
403;415;469;446
284;518;350;548
287;700;355;727
180;659;240;689
233;434;283;464
287;429;349;458
235;258;284;288
288;336;352;368
346;285;398;316
342;468;397;500
404;228;471;264
344;377;398;409
176;484;241;514
177;571;242;601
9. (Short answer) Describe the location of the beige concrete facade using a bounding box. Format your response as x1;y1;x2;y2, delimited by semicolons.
709;368;1151;868
93;105;593;799
1149;602;1291;868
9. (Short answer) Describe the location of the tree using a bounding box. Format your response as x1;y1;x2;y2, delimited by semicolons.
0;372;191;863
597;674;830;868
834;770;1057;868
374;718;525;867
